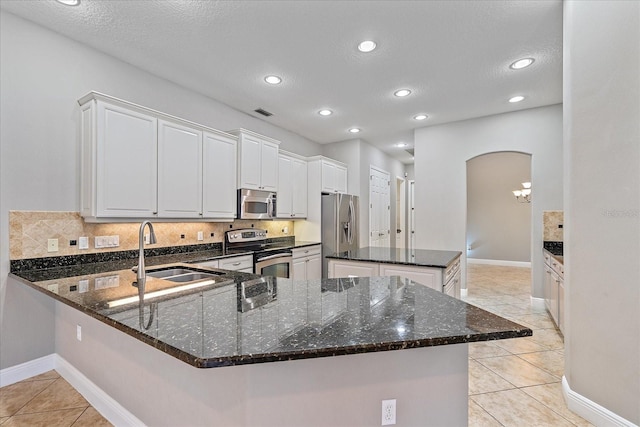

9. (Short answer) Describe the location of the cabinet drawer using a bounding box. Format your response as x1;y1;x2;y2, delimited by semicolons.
219;255;253;271
292;245;321;259
195;259;219;268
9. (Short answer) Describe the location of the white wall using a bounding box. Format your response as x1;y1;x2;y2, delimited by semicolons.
414;105;563;295
564;1;639;424
466;152;532;262
0;11;321;369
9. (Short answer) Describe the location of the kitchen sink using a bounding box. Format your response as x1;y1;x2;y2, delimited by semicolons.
145;265;226;283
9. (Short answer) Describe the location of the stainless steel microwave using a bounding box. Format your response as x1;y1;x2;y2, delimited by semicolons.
237;189;277;219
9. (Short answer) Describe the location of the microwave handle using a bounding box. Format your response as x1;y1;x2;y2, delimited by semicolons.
268;195;275;216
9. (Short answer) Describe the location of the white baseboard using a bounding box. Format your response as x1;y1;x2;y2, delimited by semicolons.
530;296;546;310
467;258;531;268
54;355;145;427
562;376;638;427
1;354;143;426
0;354;56;387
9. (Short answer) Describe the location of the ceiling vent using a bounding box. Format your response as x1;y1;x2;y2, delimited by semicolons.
254;108;273;117
405;148;415;156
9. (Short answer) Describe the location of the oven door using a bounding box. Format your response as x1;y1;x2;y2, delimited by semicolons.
255;252;292;278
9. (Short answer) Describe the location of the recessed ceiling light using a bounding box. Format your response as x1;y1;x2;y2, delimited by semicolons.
509;95;525;103
318;109;333;116
264;75;282;85
394;89;411;97
358;40;377;53
349;128;361;134
56;0;80;5
414;114;428;121
509;58;535;70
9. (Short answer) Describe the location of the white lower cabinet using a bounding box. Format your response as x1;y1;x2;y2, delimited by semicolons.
327;257;461;295
543;249;564;334
292;245;321;280
379;264;442;292
219;254;254;273
328;260;379;278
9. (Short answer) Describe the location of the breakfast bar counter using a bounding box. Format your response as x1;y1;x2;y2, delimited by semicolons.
9;256;530;426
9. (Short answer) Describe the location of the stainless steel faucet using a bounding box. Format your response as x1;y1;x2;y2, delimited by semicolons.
137;220;157;286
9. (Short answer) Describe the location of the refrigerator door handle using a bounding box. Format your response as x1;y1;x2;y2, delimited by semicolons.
348;198;355;244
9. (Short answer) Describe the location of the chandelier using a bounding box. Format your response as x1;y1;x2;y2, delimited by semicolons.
512;182;532;203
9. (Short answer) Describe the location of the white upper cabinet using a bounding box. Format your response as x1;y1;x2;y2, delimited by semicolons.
157;119;203;218
230;129;280;192
89;100;158;218
202;131;237;219
79;92;238;222
277;151;307;219
308;157;348;194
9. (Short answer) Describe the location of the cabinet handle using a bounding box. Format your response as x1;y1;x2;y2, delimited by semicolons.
152;212;158;215
199;212;203;216
232;262;241;266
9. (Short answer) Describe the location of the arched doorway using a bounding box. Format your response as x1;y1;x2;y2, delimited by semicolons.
466;151;532;265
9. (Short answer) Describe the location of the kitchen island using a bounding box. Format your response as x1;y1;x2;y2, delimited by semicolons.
327;247;463;296
9;255;529;426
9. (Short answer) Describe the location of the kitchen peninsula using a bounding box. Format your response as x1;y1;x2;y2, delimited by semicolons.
9;252;529;426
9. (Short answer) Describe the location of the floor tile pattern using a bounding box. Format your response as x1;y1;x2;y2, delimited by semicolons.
0;371;111;426
1;264;593;426
465;264;593;427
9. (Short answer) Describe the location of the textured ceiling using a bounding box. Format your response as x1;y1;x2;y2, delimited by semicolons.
0;0;563;164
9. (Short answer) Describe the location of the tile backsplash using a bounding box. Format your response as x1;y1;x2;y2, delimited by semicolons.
543;210;563;241
9;211;294;260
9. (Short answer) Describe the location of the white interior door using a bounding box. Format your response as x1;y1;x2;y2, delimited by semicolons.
396;177;406;248
409;180;415;250
369;166;390;247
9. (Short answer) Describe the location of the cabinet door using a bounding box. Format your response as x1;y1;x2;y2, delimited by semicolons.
558;278;564;334
203;132;237;219
292;158;308;217
260;140;279;191
277;155;293;218
321;161;337;193
379;264;442;292
306;254;322;280
96;102;157;217
329;260;379;278
335;163;348;193
292;257;307;280
157;119;203;218
239;135;262;189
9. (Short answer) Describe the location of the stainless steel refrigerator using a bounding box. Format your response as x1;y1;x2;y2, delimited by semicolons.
321;193;359;278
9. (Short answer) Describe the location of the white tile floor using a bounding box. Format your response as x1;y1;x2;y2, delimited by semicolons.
465;264;593;427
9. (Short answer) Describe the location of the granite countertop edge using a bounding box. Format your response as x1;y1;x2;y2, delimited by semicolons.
10;271;532;369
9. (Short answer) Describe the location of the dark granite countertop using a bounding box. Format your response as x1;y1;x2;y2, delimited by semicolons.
10;260;530;369
326;247;462;268
543;241;564;264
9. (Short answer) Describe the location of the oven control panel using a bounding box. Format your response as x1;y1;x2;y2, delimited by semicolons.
226;228;267;243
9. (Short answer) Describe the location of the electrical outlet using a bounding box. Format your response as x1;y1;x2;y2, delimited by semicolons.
76;325;82;341
79;237;89;250
70;239;77;246
382;399;396;425
47;238;59;252
197;231;204;241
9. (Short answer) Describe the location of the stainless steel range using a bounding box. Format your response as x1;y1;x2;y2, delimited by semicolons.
225;229;293;279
